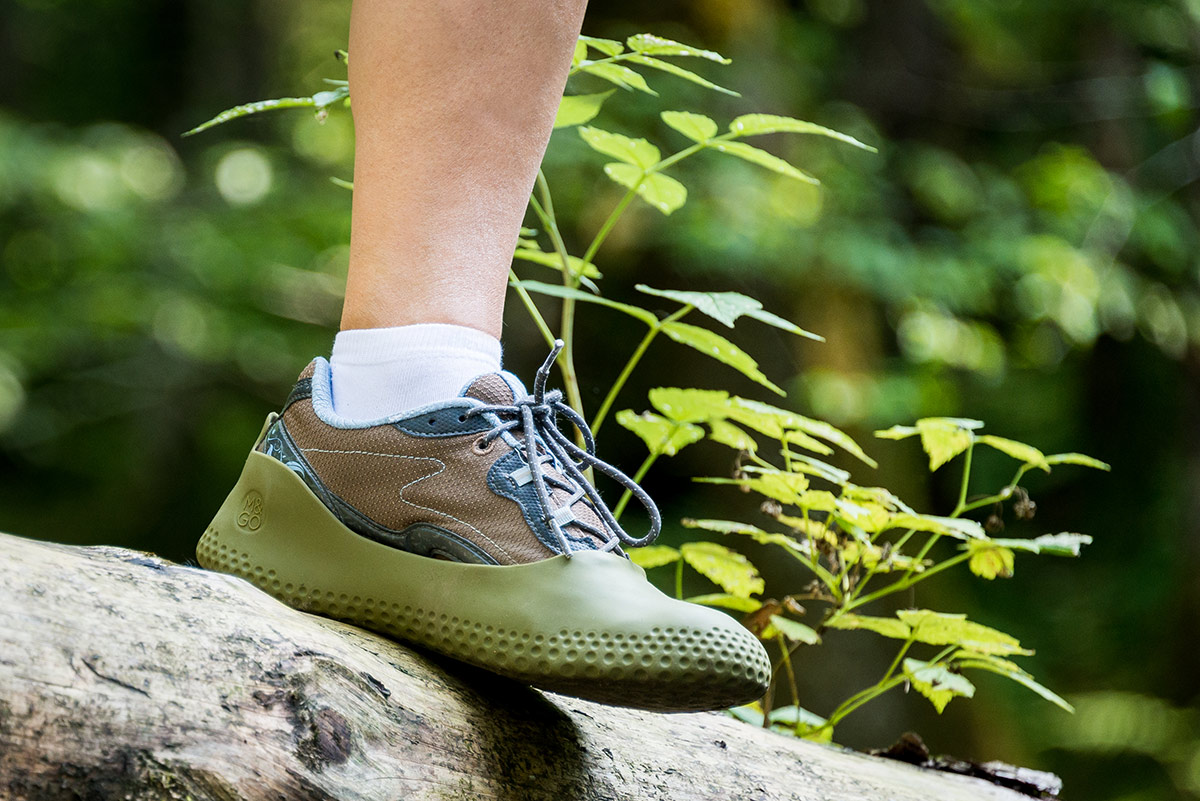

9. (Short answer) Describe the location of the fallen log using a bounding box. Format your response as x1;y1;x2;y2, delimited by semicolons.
0;531;1035;800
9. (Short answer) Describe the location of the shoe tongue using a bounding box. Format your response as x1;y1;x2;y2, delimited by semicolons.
460;371;527;406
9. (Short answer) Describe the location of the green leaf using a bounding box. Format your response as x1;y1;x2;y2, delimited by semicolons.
726;398;875;466
909;418;981;471
728;114;877;152
648;387;731;423
710;140;819;184
623;54;739;96
697;474;809;506
826;614;912;640
981;532;1093;557
903;658;976;713
579;35;624;56
661;111;719;143
636;286;820;339
683;517;808;555
571;40;588;67
578;126;660;168
512;248;600;278
744;308;825;340
628;544;680;569
513;280;658;326
888;512;985;540
184;86;350;136
976;435;1050;471
875;425;919;441
707;419;757;452
955;654;1073;712
686;593;762;612
603;163;687;215
660;322;784;395
1045;452;1111;471
625;34;730;63
969;547;1015;580
767;615;821;644
680;541;765;598
615;410;705;456
554;91;615;129
576;61;657;95
994;670;1074;713
897;610;1030;656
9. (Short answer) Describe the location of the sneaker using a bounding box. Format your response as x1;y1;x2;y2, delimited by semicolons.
197;343;771;711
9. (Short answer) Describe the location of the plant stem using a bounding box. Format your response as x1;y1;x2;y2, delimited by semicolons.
530;171;587;423
845;551;973;611
777;634;801;729
508;270;555;347
952;441;975;517
590;306;691;437
580;186;638;267
674;556;684;600
614;448;661;520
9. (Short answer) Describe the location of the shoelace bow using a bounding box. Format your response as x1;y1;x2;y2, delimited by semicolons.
465;340;661;556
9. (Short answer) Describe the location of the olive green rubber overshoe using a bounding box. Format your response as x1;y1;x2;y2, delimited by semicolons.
197;433;771;712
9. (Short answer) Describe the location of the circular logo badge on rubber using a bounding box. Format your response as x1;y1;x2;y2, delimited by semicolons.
237;490;264;532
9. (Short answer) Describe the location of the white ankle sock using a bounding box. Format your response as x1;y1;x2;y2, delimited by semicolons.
329;323;502;421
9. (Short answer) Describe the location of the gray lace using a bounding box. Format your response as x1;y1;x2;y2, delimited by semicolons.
465;340;661;556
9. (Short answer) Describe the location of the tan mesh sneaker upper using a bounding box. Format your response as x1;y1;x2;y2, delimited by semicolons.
259;359;622;566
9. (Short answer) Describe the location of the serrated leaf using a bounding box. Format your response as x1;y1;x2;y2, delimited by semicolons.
996;670;1074;713
977;435;1050;471
513;279;658;326
767;615;821;644
626;34;730;63
628;545;680;569
660;321;784;395
683;517;808;554
711;140;819;183
708;419;757;452
577;61;657;95
648;387;731;423
661;110;718;143
680;541;764;598
969;547;1015;580
554;91;615;129
912;418;979;471
579;35;624;56
728;114;877;152
579;126;660;168
826;614;912;640
624;54;738;96
615;410;705;456
1045;452;1111;471
888;513;985;540
903;658;976;713
697;473;810;506
897;610;1030;656
603;163;687;214
638;286;824;340
788;454;850;485
512;248;600;278
686;593;762;612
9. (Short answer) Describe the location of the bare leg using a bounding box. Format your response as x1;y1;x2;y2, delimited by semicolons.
343;0;587;338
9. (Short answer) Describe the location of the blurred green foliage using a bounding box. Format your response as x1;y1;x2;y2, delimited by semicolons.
2;1;1199;799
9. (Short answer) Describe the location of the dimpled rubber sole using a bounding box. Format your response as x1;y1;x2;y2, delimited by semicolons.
197;444;772;712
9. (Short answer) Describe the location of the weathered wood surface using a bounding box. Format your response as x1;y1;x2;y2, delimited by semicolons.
0;532;1032;801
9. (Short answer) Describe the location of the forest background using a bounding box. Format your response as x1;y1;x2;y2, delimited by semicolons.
1;1;1197;799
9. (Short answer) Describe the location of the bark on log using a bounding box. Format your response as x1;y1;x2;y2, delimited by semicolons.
0;532;1033;801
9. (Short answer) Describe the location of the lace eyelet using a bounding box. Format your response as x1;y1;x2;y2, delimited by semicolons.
472;436;495;455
